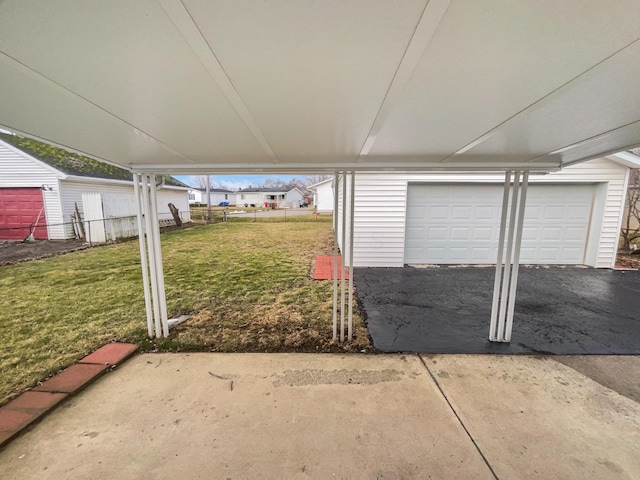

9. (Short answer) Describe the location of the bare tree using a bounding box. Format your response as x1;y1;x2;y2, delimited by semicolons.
192;175;213;189
621;169;640;251
305;174;332;186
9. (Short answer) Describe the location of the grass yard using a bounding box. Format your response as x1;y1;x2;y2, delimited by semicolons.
0;221;372;406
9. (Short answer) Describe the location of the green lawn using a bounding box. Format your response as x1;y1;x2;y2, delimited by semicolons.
0;222;371;405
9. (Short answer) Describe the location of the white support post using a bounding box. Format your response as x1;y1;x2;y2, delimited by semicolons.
489;171;511;341
496;171;520;340
348;172;355;341
489;170;528;342
140;174;162;338
149;174;169;338
332;172;339;341
340;173;347;342
504;171;529;341
133;173;154;338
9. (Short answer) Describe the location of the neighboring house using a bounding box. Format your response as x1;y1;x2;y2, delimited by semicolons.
188;188;235;205
236;187;304;208
335;155;640;269
0;133;191;241
308;178;334;212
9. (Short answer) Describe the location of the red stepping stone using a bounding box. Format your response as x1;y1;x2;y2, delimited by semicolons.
313;256;350;280
80;343;138;366
33;363;108;394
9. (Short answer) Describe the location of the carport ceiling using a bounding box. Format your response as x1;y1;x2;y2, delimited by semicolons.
1;1;639;173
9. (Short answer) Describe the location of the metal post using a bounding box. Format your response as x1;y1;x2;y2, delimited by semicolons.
348;172;355;341
332;172;339;341
133;173;154;337
340;173;347;342
141;174;162;338
149;174;169;338
489;171;512;341
496;171;520;341
504;171;529;341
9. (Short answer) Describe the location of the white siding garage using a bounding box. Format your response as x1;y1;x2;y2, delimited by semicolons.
340;156;634;269
405;183;597;265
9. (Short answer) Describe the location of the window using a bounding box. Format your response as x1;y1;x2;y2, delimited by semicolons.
188;193;195;200
225;194;228;200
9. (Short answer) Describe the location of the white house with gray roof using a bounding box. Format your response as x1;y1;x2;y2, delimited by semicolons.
236;187;304;208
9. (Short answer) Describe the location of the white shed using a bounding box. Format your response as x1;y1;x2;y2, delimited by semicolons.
0;133;191;240
336;155;640;269
308;178;334;212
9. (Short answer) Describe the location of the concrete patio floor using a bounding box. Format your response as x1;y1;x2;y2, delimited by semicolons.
1;353;639;479
356;266;640;354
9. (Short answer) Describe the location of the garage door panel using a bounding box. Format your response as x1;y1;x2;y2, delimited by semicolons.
429;206;448;220
0;188;47;240
405;184;593;265
473;227;492;241
474;206;495;220
566;227;586;241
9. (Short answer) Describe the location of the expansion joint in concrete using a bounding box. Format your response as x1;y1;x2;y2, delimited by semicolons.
417;355;499;480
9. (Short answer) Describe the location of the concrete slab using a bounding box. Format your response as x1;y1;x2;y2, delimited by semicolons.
0;353;494;479
422;354;640;480
356;267;640;354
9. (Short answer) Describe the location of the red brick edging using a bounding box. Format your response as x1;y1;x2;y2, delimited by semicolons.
0;342;137;449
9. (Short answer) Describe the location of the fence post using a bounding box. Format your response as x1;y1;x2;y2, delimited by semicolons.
87;220;92;246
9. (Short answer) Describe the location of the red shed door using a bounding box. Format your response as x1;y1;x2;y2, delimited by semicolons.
0;188;48;240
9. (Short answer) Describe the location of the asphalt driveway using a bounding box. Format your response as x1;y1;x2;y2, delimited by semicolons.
355;266;640;354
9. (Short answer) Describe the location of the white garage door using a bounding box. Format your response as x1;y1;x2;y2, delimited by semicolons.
405;184;595;264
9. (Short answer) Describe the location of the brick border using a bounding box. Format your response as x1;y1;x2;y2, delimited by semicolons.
0;343;137;449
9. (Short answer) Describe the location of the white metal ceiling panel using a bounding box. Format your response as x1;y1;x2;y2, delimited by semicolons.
0;0;638;172
368;0;640;161
457;41;640;164
0;0;267;164
182;0;427;162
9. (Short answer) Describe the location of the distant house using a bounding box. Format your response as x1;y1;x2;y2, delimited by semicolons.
236;187;304;208
308;178;334;212
0;133;191;240
188;188;235;205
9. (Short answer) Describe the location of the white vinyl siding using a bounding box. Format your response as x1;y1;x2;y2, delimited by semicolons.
346;157;628;268
0;141;65;239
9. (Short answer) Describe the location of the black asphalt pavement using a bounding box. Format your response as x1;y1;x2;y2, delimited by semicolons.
355;266;640;354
